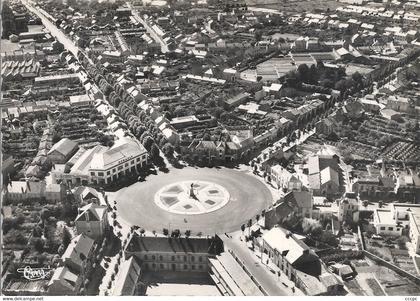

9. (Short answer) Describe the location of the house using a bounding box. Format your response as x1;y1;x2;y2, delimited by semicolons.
380;108;401;121
360;98;385;113
62;234;96;274
47;138;79;164
270;165;303;191
223;92;250;109
319;167;340;196
25;165;43;178
387;95;413;114
45;183;66;202
75;203;108;240
113;257;142;296
342;101;364;119
283;190;313;218
162;128;180;145
48;233;95;295
34;73;80;87
184;140;226;163
1;59;41;82
373;209;404;237
72;186;102;205
264;201;295;229
328;263;353;280
222;68;237;81
125;234;223;272
338;192;359;224
170;115;199;130
306;155;341;196
262;227;322;294
47;266;81;295
5;181;46;203
316;118;335;136
352;176;395;198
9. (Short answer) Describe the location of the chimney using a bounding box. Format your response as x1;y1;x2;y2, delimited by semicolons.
285;231;292;239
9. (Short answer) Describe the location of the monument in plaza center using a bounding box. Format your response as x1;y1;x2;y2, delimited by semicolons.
154;180;231;215
189;183;195;198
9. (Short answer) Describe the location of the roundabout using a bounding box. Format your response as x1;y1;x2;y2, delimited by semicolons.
113;167;272;235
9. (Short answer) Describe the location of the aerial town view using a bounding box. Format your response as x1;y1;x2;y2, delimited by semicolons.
1;0;420;298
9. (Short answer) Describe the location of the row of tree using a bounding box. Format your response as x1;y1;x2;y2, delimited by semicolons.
80;53;175;160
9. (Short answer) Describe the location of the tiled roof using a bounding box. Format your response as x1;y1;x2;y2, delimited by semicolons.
284;191;312;209
62;234;95;270
48;138;78;157
75;203;107;222
262;227;318;265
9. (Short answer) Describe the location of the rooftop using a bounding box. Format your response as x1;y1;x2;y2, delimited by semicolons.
126;235;217;254
262;227;318;265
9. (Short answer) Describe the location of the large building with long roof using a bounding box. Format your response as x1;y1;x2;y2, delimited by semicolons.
55;137;148;186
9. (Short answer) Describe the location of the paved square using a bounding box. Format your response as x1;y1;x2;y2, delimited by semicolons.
114;167;272;234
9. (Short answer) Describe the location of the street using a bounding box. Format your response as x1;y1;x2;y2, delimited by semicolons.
221;231;303;296
22;0;79;56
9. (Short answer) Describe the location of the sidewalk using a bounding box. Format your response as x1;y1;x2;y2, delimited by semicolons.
98;192;134;296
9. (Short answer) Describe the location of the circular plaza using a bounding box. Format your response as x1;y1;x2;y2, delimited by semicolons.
114;167;272;235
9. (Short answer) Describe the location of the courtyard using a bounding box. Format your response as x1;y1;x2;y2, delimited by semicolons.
113;167;272;235
141;271;221;296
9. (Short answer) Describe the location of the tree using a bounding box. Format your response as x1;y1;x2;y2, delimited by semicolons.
99;134;114;147
62;227;72;249
163;228;169;236
254;29;263;41
185;230;191;238
31;237;44;253
256;214;260;224
15;232;27;245
140;228;145;236
150;143;160;159
171;229;181;238
302;218;323;236
352;71;363;87
241;224;245;234
281;212;303;233
297;64;310;83
41;209;51;221
32;226;43;237
143;136;154;151
396;236;407;250
162;143;174;157
247;219;252;236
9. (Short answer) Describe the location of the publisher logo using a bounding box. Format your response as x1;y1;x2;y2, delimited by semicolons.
17;266;53;281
